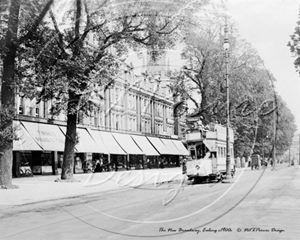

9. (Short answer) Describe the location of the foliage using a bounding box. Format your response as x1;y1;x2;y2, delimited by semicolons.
0;0;54;188
288;13;300;72
0;106;18;146
15;0;211;179
170;14;297;158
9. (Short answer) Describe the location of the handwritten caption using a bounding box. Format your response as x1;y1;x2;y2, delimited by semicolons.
159;227;285;234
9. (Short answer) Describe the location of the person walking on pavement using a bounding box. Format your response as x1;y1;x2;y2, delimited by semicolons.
182;157;187;174
146;159;151;169
94;159;102;173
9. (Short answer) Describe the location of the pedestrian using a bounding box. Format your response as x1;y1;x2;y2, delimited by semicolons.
159;159;164;169
146;159;151;169
94;159;102;172
112;157;118;171
100;157;104;170
83;159;88;173
74;156;81;174
182;158;187;174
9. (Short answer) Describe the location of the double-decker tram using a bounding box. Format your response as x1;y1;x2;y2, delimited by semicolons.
185;122;235;183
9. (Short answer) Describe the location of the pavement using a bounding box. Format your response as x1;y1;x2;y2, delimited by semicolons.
0;166;260;206
0;167;187;206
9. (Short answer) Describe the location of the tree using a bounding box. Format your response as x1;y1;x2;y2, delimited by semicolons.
288;12;300;72
19;0;210;180
0;0;53;188
170;15;296;159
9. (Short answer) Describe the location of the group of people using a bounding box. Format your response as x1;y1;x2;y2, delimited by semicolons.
79;157;180;173
92;157;119;172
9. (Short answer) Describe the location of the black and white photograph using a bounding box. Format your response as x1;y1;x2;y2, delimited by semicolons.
0;0;300;239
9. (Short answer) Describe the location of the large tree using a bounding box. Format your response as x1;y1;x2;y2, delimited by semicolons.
0;0;53;188
170;16;296;159
19;0;210;180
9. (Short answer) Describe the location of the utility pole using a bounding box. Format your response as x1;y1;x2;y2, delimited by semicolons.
223;18;231;179
262;137;264;160
288;147;291;167
272;105;276;170
298;133;300;165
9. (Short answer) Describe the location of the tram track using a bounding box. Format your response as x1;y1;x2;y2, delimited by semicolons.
2;165;295;239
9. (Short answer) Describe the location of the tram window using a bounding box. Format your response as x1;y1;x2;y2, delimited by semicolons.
209;152;216;159
196;144;203;159
190;149;196;159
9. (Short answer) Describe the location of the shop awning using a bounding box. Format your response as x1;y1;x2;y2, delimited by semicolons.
59;126;100;153
160;138;182;155
21;121;65;151
86;129;109;155
112;133;144;155
99;131;126;155
131;135;159;156
76;128;101;153
172;140;189;156
146;136;171;155
13;121;42;151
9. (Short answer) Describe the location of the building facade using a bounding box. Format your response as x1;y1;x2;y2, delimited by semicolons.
12;54;188;177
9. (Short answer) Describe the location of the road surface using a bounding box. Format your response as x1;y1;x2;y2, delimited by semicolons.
1;164;299;240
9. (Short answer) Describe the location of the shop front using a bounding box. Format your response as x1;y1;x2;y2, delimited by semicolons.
13;121;65;176
112;132;144;170
131;135;160;169
98;131;127;170
146;136;186;168
160;138;182;167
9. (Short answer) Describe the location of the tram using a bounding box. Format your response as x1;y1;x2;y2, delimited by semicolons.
185;122;235;182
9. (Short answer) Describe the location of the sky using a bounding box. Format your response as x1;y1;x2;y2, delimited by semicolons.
226;0;300;132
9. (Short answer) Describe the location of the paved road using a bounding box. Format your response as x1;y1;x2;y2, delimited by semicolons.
1;164;299;240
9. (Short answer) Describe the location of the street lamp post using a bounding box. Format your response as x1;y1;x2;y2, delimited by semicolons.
223;20;231;179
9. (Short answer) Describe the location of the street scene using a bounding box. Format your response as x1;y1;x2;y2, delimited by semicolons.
1;0;300;239
1;163;299;240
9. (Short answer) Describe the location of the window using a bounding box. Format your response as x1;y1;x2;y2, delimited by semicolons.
116;114;119;130
35;107;39;117
129;94;132;109
111;90;114;104
78;111;84;124
129;118;132;130
141;119;145;132
19;97;24;114
99;112;102;127
133;95;136;110
111;113;115;129
191;149;196;159
94;110;98;127
115;87;119;104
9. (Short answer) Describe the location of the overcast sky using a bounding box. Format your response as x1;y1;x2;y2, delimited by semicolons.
226;0;300;132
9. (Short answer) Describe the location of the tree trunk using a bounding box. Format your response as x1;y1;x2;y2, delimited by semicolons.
0;0;20;189
60;0;82;181
61;94;79;180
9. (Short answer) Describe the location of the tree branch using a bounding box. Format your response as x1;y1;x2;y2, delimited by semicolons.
18;0;54;44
